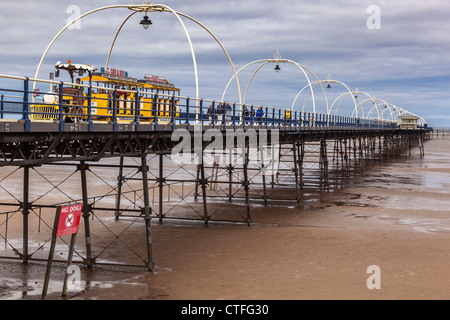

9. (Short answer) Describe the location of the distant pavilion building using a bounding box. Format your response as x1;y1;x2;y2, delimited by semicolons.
398;113;420;129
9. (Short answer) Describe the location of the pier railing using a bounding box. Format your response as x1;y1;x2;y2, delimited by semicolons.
0;74;426;132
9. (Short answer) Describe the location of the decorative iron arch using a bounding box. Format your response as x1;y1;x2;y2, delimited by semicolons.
221;51;329;115
291;79;363;117
33;3;242;106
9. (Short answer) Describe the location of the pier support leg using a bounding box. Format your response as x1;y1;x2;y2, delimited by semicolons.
114;156;124;220
141;154;154;271
21;166;30;264
297;141;305;193
243;143;251;225
320;139;329;191
194;165;200;200
371;136;376;164
292;142;300;203
383;135;389;160
260;145;268;204
339;139;345;173
419;133;425;158
358;137;363;167
378;136;383;162
79;161;93;268
199;154;209;225
343;139;349;177
228;163;233;203
158;153;164;223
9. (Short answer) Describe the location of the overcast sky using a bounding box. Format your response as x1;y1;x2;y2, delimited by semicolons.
0;0;449;127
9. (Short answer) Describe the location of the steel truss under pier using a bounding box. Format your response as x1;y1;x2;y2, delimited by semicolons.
0;128;430;270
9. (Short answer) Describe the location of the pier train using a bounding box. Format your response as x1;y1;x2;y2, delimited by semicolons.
31;61;180;123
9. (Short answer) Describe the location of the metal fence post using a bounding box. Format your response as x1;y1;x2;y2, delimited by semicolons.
1;94;4;119
233;103;237;131
242;104;246;130
212;101;216;129
134;89;140;131
185;97;190;130
272;108;275;128
112;89;118;131
87;84;93;131
172;94;177;131
153;93;158;130
278;109;282;128
22;78;31;131
58;81;65;131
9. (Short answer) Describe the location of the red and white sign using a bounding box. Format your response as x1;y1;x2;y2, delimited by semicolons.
144;74;166;83
56;204;82;237
103;67;127;77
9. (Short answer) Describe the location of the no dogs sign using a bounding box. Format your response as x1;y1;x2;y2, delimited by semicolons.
56;204;82;237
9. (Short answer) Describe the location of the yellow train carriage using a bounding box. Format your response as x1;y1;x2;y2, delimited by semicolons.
81;73;180;123
31;61;180;124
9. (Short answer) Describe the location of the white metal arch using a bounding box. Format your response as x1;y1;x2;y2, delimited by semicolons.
361;99;383;120
34;4;198;99
382;104;405;121
366;99;403;121
106;11;138;68
418;116;427;126
105;6;243;106
33;3;242;107
221;56;329;115
331;90;378;119
291;80;362;117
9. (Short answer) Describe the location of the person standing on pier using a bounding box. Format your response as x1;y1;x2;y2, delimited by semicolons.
243;106;250;124
207;103;215;124
256;106;264;124
217;103;224;124
224;102;232;124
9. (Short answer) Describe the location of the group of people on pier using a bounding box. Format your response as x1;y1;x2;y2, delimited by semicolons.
207;103;269;124
206;103;293;125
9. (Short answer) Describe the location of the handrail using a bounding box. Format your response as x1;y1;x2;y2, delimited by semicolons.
0;73;428;132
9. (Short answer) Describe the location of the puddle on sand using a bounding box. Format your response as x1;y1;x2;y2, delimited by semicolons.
0;256;173;300
0;277;73;300
0;273;163;300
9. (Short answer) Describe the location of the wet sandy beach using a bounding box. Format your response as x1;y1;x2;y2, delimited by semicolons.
0;138;449;300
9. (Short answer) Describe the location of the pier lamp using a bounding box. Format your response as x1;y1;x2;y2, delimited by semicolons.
140;15;152;29
274;49;282;73
326;73;332;89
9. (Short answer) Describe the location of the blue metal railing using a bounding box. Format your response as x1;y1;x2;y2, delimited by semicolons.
0;74;428;132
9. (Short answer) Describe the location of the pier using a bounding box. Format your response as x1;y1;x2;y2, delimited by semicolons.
0;2;432;276
0;73;431;270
